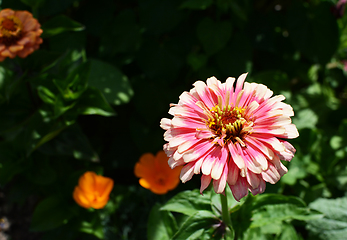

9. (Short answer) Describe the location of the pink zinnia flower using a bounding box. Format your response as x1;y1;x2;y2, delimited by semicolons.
160;73;299;201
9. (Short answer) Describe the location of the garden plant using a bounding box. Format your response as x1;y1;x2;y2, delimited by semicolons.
0;0;347;240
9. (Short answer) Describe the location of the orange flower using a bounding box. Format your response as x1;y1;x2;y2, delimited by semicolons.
134;151;182;194
0;8;43;61
73;171;114;209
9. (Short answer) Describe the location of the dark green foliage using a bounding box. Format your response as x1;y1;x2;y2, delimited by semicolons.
0;0;346;239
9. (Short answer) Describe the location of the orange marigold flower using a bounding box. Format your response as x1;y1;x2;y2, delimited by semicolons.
134;151;182;194
0;8;43;61
73;171;114;209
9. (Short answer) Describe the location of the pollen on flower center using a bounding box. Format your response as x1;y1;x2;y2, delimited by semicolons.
0;16;22;40
207;104;253;147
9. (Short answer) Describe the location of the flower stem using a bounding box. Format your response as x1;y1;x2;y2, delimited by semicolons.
220;193;232;227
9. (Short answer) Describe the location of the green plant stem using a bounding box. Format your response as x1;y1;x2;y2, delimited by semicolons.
220;193;232;228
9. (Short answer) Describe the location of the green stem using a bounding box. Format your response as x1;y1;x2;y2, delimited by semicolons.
220;193;232;228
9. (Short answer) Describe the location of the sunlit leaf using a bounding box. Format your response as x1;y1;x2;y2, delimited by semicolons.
41;15;85;38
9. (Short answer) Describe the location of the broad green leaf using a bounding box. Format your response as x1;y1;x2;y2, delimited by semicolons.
30;196;72;232
172;211;219;240
88;59;133;105
148;204;178;240
307;197;347;240
75;87;115;116
160;189;212;216
53;61;90;101
180;0;213;10
278;223;301;240
292;108;318;130
197;18;232;55
38;124;99;161
250;194;306;210
41;15;85;38
250;203;321;229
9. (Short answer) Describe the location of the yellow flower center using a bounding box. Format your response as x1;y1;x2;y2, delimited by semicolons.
0;16;23;45
207;103;253;146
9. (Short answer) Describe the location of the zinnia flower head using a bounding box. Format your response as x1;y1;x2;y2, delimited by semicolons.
134;151;182;194
73;171;114;209
0;8;43;61
160;73;299;201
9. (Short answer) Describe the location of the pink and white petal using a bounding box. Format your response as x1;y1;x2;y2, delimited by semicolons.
281;124;299;139
245;137;274;160
228;143;246;174
171;116;205;129
252;125;286;136
206;76;223;96
242;149;263;174
261;164;281;184
249;177;266;196
211;147;229;180
182;140;215;162
246;171;260;189
168;156;185;168
177;138;203;153
245;146;268;171
173;150;184;161
194;157;205;174
244;101;259;116
227;160;239;185
163;143;175;157
213;165;228;193
278;140;296;161
255;135;285;153
200;174;212;193
193;81;215;108
180;162;195;183
229;177;249;202
195;129;215;139
234;73;248;95
160;118;172;131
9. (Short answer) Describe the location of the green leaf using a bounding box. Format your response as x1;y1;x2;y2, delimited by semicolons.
250;203;321;229
79;220;104;239
250;194;307;210
30;196;72;232
75;87;115;116
148;203;178;240
38;124;99;162
307;197;347;240
172;211;218;240
20;0;45;7
160;189;212;216
41;15;85;38
53;61;90;101
187;53;208;71
37;86;56;105
292;108;318;130
180;0;213;10
278;223;301;240
287;2;339;64
0;142;24;184
197;18;232;55
88;59;133;105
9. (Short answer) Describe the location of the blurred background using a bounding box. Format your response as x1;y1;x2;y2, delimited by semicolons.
0;0;347;239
